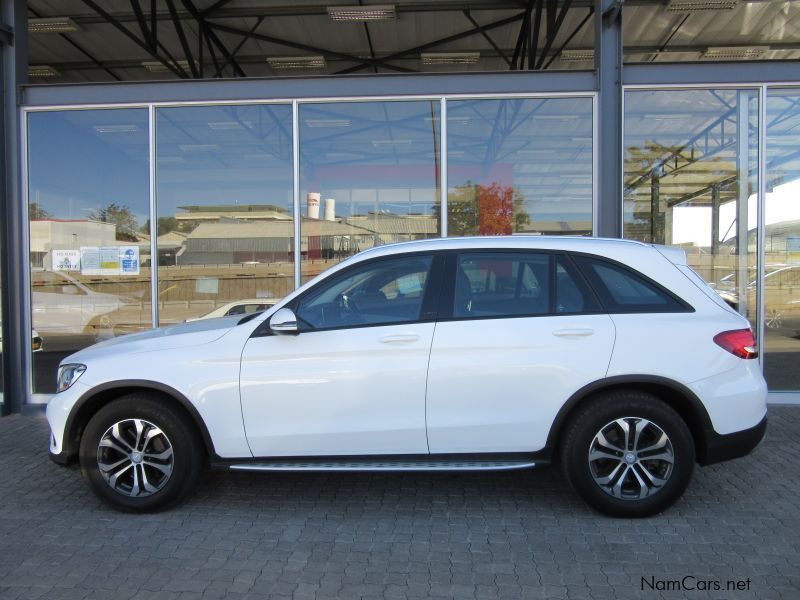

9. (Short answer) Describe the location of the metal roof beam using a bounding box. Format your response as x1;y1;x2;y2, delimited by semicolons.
181;0;246;77
529;0;544;69
213;16;264;78
54;2;625;25
28;5;122;81
78;0;189;78
167;0;199;77
511;1;534;70
463;9;511;67
129;0;154;50
535;0;573;69
206;21;414;74
542;6;593;70
340;10;528;74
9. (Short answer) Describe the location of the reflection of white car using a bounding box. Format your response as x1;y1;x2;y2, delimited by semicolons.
0;321;43;352
30;270;130;337
715;266;800;330
187;299;278;321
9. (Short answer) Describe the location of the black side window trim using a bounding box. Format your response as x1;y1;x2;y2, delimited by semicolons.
252;251;446;337
571;253;695;314
437;249;609;322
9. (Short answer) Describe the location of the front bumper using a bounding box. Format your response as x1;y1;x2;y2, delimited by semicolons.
698;414;767;466
49;445;72;466
45;380;90;467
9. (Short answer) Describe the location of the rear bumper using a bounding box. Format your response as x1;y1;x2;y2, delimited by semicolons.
698;414;767;466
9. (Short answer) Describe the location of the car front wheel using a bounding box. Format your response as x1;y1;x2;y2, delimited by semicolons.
79;394;203;511
560;390;695;518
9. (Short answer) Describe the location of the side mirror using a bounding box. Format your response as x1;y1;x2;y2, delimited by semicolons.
269;307;299;335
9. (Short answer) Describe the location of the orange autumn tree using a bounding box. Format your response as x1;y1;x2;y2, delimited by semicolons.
440;181;530;236
478;181;514;235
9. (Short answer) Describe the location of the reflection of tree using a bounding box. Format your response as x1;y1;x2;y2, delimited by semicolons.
89;203;139;241
30;203;52;220
440;181;530;236
141;217;194;236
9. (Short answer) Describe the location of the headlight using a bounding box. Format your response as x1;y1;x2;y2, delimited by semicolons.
56;364;86;393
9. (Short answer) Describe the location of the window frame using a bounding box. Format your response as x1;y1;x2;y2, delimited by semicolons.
256;251;446;336
571;252;695;314
436;249;606;322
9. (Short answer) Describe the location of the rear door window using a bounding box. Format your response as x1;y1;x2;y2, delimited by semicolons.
452;252;599;318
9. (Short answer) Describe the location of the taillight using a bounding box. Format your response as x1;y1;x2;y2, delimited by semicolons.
713;329;758;359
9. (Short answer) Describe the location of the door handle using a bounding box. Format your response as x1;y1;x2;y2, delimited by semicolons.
379;334;420;344
552;328;594;337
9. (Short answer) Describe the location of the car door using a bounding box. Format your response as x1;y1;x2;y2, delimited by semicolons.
240;253;442;457
426;251;616;454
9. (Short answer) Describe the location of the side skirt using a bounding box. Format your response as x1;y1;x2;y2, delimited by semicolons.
211;452;550;473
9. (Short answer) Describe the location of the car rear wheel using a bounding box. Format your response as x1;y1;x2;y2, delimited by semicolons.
560;390;695;518
79;394;203;511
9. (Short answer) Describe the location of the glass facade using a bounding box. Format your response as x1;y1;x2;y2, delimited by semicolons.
155;104;294;324
447;97;593;236
27;109;151;393
19;86;800;396
623;89;760;336
299;101;442;283
764;89;800;391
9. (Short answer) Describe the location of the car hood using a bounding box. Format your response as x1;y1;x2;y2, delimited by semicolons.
64;314;244;363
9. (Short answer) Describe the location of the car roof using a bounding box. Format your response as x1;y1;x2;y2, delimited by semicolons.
354;235;651;260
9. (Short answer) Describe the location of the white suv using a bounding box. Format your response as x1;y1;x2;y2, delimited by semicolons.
47;237;767;517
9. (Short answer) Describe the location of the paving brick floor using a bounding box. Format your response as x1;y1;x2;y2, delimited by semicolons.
0;408;798;599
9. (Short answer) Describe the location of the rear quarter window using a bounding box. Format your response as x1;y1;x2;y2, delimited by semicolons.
574;256;690;313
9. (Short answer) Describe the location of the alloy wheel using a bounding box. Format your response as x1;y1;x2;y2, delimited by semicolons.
588;417;675;500
96;418;174;497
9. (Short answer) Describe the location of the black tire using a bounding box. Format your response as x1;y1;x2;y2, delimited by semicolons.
560;390;695;518
79;393;204;512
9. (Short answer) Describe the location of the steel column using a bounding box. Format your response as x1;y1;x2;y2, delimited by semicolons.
735;91;750;321
596;0;623;237
1;0;29;414
711;184;720;258
440;98;448;237
292;100;301;289
757;85;767;368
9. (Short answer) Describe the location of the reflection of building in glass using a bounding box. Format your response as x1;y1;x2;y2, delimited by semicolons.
177;213;438;265
174;204;291;224
30;219;151;268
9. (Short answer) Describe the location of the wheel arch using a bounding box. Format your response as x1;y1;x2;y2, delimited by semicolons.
546;375;715;465
62;380;217;463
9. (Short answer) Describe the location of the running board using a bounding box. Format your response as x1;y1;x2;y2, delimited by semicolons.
227;457;537;473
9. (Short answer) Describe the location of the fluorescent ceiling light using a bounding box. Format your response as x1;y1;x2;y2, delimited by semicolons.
267;56;326;70
28;17;82;33
667;0;737;11
28;65;60;78
305;119;351;128
424;116;472;124
421;52;480;65
372;139;412;146
560;49;594;61
325;152;363;159
534;114;575;120
327;5;395;21
93;124;139;134
703;46;768;59
142;60;196;73
208;121;254;130
179;144;219;152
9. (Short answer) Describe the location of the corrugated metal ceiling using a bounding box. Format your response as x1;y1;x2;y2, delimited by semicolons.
24;0;800;83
